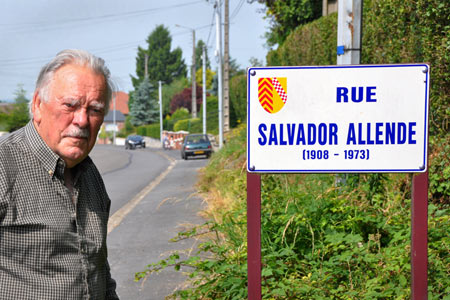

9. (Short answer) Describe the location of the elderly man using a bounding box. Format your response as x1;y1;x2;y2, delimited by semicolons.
0;50;119;299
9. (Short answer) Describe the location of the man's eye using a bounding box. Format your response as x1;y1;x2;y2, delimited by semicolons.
63;103;74;108
90;107;104;114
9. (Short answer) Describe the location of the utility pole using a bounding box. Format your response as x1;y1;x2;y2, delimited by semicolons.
191;29;197;118
215;1;223;148
202;45;207;135
336;0;362;188
337;0;362;65
159;81;163;144
223;0;230;132
113;92;116;145
176;24;197;118
144;54;149;78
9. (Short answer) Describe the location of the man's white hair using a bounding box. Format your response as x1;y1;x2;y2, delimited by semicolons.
29;49;115;118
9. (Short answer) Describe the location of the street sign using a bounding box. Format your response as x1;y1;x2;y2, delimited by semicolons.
247;64;430;173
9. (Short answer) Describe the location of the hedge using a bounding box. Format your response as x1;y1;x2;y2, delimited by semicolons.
267;0;449;136
135;123;161;140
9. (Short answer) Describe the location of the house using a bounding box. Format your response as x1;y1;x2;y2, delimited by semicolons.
102;91;129;131
98;91;129;144
109;91;129;115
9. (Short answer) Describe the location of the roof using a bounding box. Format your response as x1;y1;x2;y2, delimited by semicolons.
109;91;129;115
104;110;125;122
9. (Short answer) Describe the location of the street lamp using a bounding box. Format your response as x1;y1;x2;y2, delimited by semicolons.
175;24;197;118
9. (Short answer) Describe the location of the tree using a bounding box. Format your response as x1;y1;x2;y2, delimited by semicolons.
4;84;30;132
129;78;159;127
161;77;189;116
249;56;264;67
251;0;322;47
229;74;247;127
131;25;187;89
196;68;216;90
170;86;203;114
195;40;210;71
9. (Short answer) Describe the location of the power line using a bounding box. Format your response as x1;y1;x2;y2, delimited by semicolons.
206;6;217;48
230;0;245;20
0;1;205;33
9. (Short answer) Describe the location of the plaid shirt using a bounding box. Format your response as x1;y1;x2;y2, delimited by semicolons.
0;122;119;300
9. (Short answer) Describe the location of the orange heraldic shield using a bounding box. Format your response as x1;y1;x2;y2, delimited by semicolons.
258;77;287;114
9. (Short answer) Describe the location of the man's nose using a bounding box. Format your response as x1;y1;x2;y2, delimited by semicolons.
73;108;89;128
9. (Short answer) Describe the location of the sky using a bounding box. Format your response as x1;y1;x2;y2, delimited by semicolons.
0;0;270;101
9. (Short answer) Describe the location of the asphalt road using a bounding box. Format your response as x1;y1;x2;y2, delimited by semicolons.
90;145;209;300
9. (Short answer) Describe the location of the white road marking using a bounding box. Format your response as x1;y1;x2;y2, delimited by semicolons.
107;151;177;234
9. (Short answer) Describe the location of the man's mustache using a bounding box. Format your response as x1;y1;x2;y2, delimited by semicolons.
63;127;90;138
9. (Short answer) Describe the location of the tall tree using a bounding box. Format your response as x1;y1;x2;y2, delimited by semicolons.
129;77;159;127
169;86;203;114
5;84;30;132
195;39;210;71
131;25;187;89
251;0;322;47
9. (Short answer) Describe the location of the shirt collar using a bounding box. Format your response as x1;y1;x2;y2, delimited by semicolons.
24;121;92;180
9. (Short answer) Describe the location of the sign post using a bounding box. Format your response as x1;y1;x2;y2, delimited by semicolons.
412;171;429;299
247;172;261;300
246;64;430;299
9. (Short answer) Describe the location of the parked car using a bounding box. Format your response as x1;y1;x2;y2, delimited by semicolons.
125;135;146;150
181;134;213;160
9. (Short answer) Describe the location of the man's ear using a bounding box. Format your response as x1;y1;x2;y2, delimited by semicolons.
32;91;42;124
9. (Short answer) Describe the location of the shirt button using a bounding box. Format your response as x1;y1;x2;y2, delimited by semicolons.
48;170;53;176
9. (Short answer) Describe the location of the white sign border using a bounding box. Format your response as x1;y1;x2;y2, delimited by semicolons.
247;64;430;173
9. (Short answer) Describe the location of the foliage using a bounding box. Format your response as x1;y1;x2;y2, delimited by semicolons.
362;0;449;136
169;86;203;115
1;84;30;132
173;118;202;133
429;134;450;205
136;125;450;299
267;0;449;136
129;77;159;127
136;1;450;298
266;12;337;66
171;107;190;121
249;56;264;67
131;24;187;89
199;95;219;135
195;39;210;70
253;0;322;47
164;107;190;132
266;0;450;201
229;74;247;128
118;115;135;138
162;77;189;116
196;68;215;91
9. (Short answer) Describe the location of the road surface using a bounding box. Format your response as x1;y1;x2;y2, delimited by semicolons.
90;144;209;299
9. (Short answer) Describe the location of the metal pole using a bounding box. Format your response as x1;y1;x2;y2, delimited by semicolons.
113;92;116;145
192;29;197;118
159;81;163;145
411;172;429;299
223;0;230;132
215;1;223;148
247;172;261;300
202;46;207;135
337;0;362;65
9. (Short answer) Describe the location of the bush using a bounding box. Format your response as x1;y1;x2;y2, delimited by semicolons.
136;1;450;298
173;118;202;133
136;125;450;299
199;95;219;135
267;0;449;136
135;123;161;139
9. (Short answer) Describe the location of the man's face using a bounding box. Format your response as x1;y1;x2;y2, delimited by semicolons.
33;64;107;168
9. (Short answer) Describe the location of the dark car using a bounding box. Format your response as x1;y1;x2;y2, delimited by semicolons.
125;135;146;150
181;134;213;160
